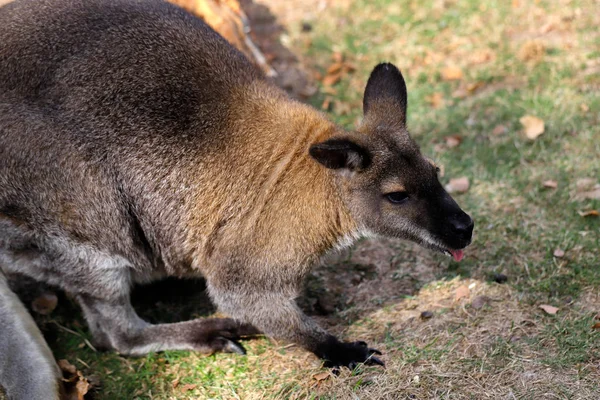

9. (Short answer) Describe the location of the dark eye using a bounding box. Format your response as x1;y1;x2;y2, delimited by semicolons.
385;191;409;204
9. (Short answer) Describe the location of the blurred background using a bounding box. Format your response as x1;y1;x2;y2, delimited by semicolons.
2;0;599;399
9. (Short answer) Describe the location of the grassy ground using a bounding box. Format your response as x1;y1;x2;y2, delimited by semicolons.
11;0;600;399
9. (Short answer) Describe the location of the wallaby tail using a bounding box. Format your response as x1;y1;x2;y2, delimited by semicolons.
0;271;61;400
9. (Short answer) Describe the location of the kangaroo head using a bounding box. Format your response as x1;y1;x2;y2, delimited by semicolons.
310;63;473;261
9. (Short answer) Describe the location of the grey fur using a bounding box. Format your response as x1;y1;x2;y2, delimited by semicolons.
0;271;61;400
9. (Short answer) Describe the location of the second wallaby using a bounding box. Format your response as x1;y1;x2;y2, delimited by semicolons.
0;0;473;398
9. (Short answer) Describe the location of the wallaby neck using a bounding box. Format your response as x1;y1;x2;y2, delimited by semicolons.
184;82;359;272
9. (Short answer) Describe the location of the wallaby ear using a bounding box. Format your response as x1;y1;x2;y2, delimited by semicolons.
309;138;371;171
363;63;407;125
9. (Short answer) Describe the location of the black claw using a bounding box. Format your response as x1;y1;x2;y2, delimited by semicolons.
369;348;383;356
222;339;246;355
367;356;385;367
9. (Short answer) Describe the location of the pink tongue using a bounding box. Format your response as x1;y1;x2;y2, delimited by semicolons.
449;249;464;262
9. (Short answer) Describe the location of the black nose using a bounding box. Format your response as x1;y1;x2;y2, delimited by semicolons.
449;213;474;242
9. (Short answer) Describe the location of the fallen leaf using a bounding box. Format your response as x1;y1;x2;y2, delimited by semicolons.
468;49;495;65
539;304;559;315
31;292;58;315
520;115;545;139
452;81;484;98
492;124;507;136
455;285;470;301
553;249;565;258
59;359;91;400
580;103;589;112
445;135;462;148
445;177;470;194
58;359;77;376
75;379;90;400
577;187;600;201
578;210;599;217
471;295;491;310
426;92;444;108
576;178;596;191
592;322;600;330
441;65;463;81
326;62;344;75
313;372;330;382
321;71;342;86
542;180;558;189
181;384;197;392
172;377;180;389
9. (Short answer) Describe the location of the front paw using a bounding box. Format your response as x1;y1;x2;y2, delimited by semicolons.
316;336;384;369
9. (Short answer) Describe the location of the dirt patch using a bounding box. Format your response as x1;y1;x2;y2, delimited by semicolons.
240;0;317;99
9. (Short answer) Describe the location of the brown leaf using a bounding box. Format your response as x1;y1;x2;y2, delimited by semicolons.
452;82;483;99
441;65;463;81
455;285;470;302
576;178;596;191
426;92;444;108
553;248;565;258
31;292;58;315
313;372;330;382
539;304;559;315
492;124;507;136
468;49;495;65
445;177;470;194
577;188;600;200
471;295;491;310
58;359;91;400
542;180;558;189
172;377;180;389
74;379;90;400
520;115;545;140
321;71;342;86
445;135;462;148
326;62;344;75
181;384;197;392
580;103;589;113
578;210;599;217
58;359;77;376
592;322;600;330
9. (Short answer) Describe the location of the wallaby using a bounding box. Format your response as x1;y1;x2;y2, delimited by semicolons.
0;0;473;397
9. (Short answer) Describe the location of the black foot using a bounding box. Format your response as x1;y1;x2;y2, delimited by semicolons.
316;336;384;370
192;318;261;355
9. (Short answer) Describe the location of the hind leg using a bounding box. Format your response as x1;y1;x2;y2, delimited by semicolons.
77;293;259;356
0;221;258;357
0;271;61;400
